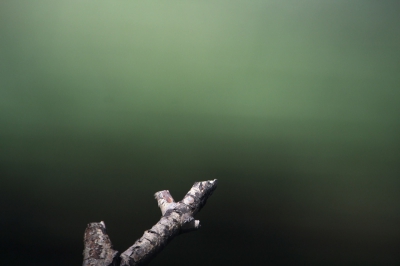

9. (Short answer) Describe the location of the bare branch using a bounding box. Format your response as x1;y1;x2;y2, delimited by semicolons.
82;179;217;266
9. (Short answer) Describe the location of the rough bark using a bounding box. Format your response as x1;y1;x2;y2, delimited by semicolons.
82;179;217;266
83;222;120;266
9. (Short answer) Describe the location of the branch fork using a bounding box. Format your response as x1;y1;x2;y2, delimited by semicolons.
83;179;218;266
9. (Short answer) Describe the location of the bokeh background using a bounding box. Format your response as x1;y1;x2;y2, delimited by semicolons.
1;1;399;265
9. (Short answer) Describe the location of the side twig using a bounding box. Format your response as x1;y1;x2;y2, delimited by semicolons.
82;179;218;266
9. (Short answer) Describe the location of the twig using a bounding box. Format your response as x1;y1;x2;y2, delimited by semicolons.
82;179;218;266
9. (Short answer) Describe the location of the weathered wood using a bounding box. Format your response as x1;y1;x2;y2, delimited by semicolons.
83;222;119;266
83;179;217;266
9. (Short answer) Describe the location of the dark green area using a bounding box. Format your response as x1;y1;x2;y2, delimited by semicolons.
1;1;399;265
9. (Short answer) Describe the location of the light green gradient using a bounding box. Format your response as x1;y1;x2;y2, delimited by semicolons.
0;1;399;264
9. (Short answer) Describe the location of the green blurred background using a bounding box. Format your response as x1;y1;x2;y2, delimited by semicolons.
1;1;399;265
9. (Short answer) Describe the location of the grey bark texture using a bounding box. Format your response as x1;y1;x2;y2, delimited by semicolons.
82;179;218;266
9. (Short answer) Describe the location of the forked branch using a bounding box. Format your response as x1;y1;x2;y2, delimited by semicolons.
82;179;218;266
